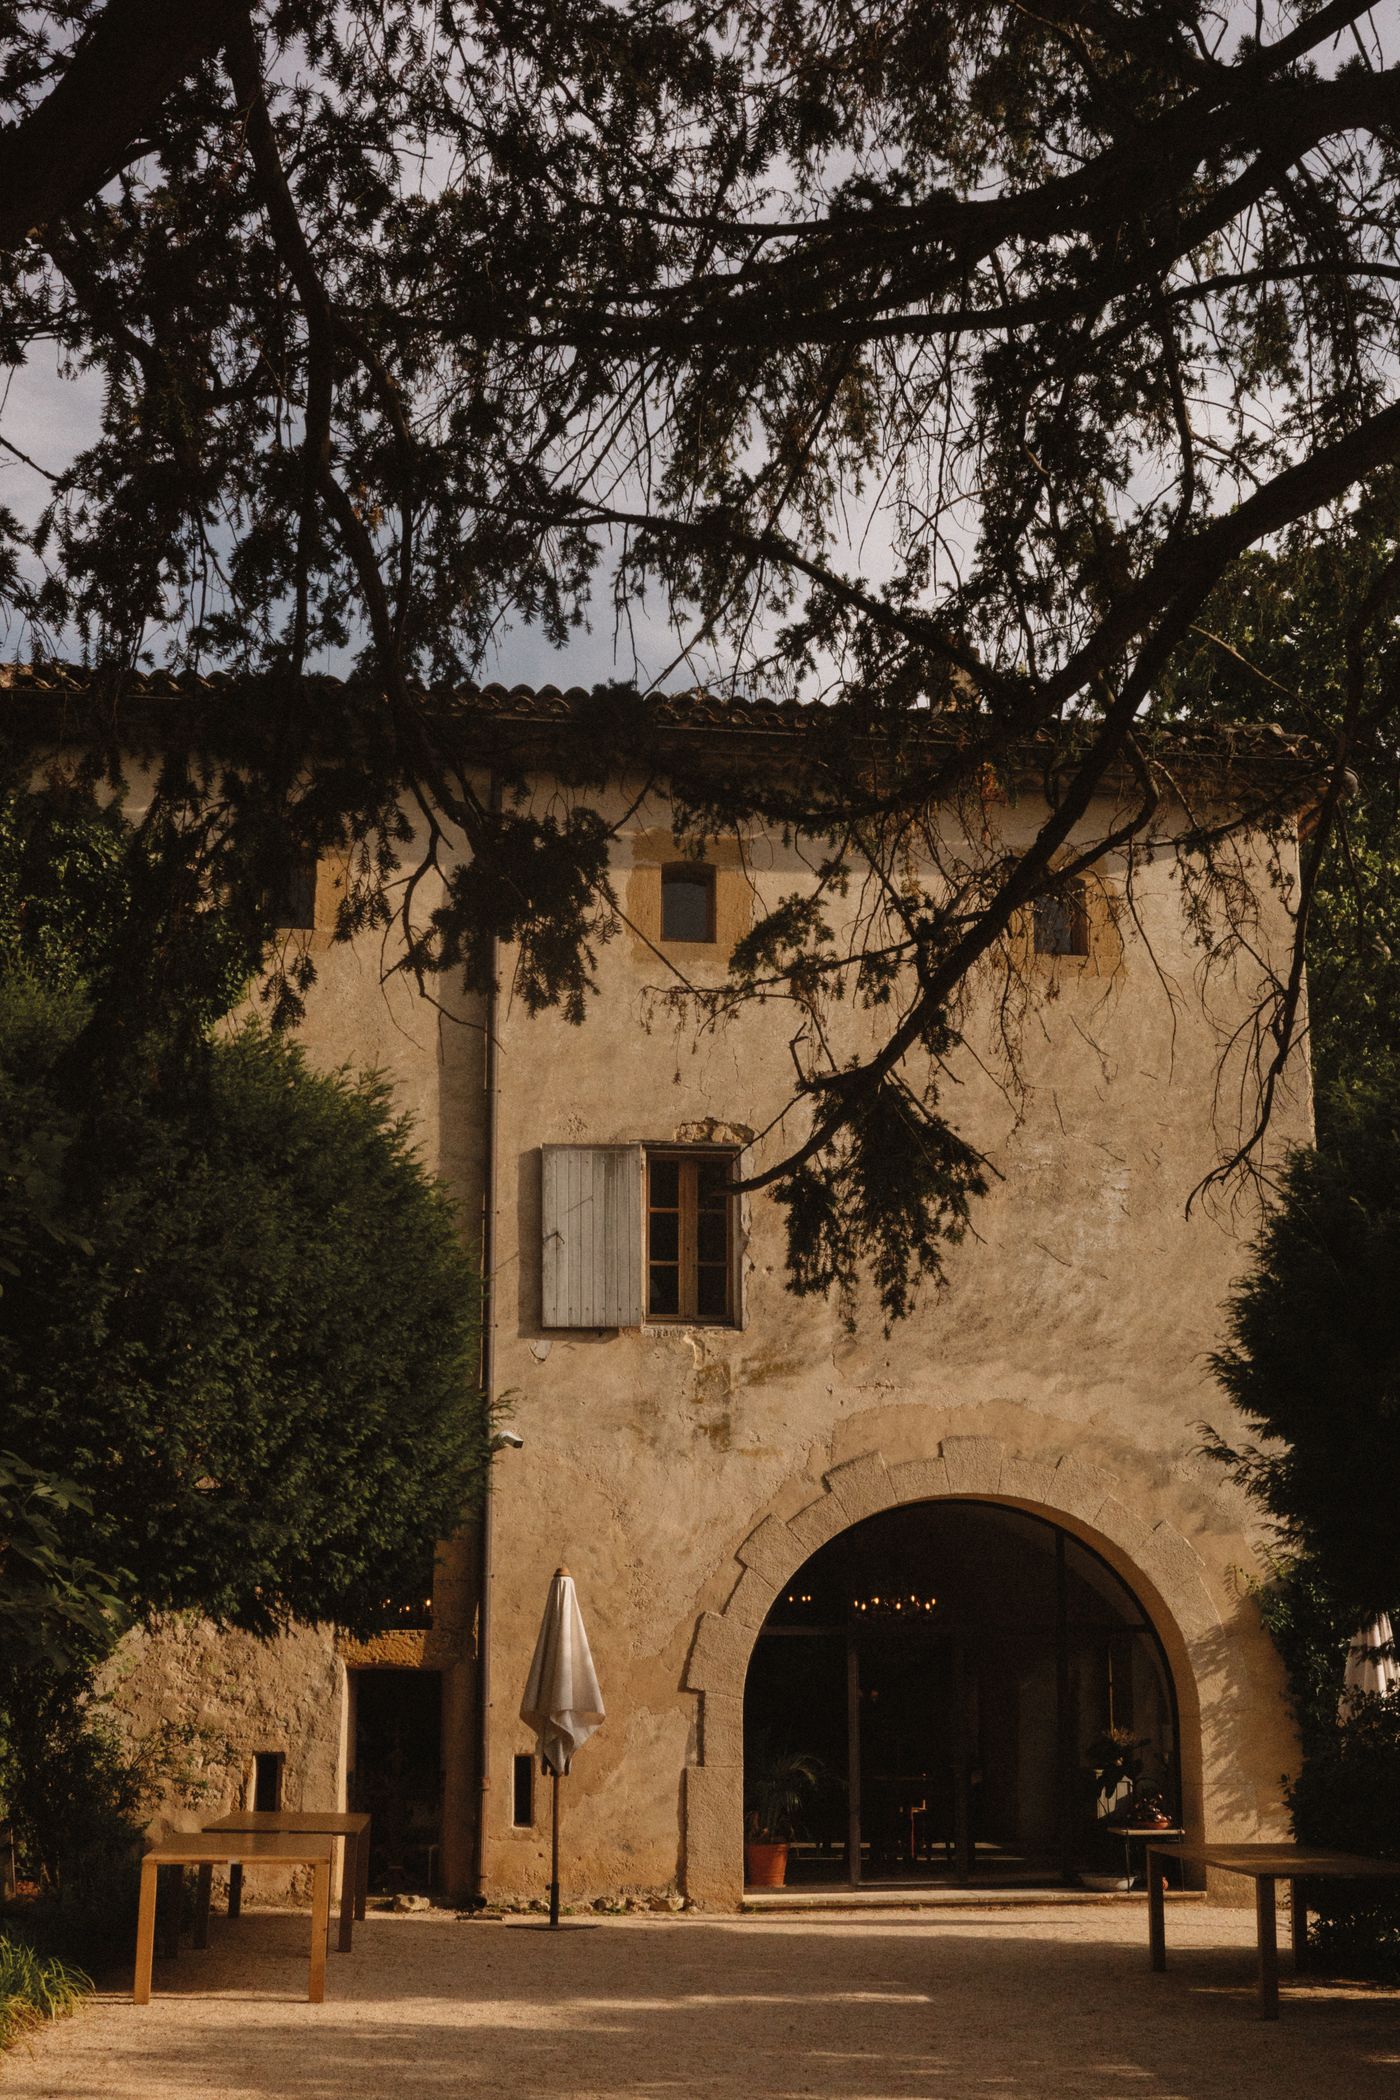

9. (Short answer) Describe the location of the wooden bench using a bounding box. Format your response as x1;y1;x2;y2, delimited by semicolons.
134;1832;334;2004
1147;1840;1400;2018
204;1810;371;1954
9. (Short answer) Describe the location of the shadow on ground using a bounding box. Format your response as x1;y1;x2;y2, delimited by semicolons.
5;1908;1398;2100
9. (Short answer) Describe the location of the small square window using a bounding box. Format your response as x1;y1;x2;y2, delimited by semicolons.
267;853;319;930
661;863;716;942
646;1148;737;1324
1033;884;1089;958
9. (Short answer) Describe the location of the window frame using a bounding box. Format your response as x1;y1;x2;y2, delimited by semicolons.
659;861;718;944
644;1145;740;1327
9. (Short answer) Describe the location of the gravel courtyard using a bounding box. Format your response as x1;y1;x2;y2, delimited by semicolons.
4;1904;1398;2099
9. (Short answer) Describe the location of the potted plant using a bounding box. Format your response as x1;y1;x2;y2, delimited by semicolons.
1086;1728;1149;1821
743;1742;825;1889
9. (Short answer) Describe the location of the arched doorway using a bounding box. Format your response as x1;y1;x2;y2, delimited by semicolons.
743;1499;1179;1889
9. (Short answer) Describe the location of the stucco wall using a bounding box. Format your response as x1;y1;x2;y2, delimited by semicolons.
102;1618;344;1898
481;784;1308;1906
102;768;1309;1911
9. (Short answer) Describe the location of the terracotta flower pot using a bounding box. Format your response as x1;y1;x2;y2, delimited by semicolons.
744;1840;789;1888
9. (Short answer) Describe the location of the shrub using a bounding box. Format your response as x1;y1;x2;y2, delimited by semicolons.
0;1664;151;1975
1208;1086;1400;1613
1252;1559;1400;1979
0;982;488;1636
1286;1695;1400;1979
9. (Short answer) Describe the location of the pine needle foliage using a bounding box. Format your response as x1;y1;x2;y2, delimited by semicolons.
1206;1086;1400;1613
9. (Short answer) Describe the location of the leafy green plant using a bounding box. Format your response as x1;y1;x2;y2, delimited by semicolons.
0;1454;129;1674
0;1934;91;2050
1287;1692;1400;1981
1085;1729;1149;1806
1246;1556;1400;1980
743;1741;827;1844
0;971;489;1637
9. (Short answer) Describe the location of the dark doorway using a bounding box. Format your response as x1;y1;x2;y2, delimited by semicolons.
744;1500;1179;1889
348;1668;443;1895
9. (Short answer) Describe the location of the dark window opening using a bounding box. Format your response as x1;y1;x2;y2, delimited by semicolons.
267;853;319;930
1033;884;1089;958
252;1751;285;1812
646;1149;736;1324
512;1753;536;1827
661;863;716;943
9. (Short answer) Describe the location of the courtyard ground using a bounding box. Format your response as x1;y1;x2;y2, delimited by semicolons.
3;1902;1398;2098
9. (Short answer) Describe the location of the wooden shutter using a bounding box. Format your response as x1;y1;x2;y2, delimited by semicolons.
541;1145;643;1328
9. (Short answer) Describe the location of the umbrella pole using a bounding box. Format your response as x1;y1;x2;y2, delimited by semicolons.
549;1769;560;1929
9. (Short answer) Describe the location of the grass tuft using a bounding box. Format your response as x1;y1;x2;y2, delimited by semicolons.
0;1931;92;2049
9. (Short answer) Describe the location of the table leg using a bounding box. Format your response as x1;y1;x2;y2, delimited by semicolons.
337;1837;355;1954
1147;1849;1167;1971
1255;1875;1280;2019
309;1859;330;2004
133;1858;158;2005
159;1865;182;1959
1290;1879;1308;1972
356;1823;370;1921
228;1862;243;1918
193;1863;213;1950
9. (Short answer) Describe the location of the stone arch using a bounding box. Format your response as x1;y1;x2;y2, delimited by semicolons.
680;1438;1221;1908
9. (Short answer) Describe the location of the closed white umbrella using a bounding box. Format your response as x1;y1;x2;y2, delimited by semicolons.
1339;1613;1399;1717
520;1567;605;1927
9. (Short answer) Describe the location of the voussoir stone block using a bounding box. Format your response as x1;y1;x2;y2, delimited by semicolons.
1091;1493;1153;1558
1049;1454;1117;1524
888;1455;951;1505
725;1565;779;1630
823;1453;894;1524
997;1452;1056;1507
939;1436;1004;1496
787;1491;851;1560
1139;1523;1221;1635
699;1691;744;1770
684;1610;751;1693
735;1513;802;1587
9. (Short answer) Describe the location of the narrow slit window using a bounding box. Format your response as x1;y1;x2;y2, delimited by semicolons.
646;1149;736;1324
252;1751;285;1812
1033;883;1090;958
660;863;716;943
512;1753;535;1827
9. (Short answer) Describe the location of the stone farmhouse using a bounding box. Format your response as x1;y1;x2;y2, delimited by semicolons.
21;670;1314;1908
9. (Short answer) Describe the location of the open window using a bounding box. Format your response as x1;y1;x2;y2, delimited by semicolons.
540;1143;740;1329
645;1149;737;1324
660;862;716;943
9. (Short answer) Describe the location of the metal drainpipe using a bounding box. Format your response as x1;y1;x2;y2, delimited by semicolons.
472;769;503;1902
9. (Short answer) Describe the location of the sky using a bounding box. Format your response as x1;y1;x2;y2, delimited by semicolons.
0;327;728;693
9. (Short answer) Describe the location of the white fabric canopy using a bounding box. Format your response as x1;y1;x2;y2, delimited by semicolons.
1340;1612;1399;1717
520;1567;605;1776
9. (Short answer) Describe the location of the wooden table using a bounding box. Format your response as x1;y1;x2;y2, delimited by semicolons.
204;1811;371;1954
1147;1841;1400;2018
134;1833;334;2004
